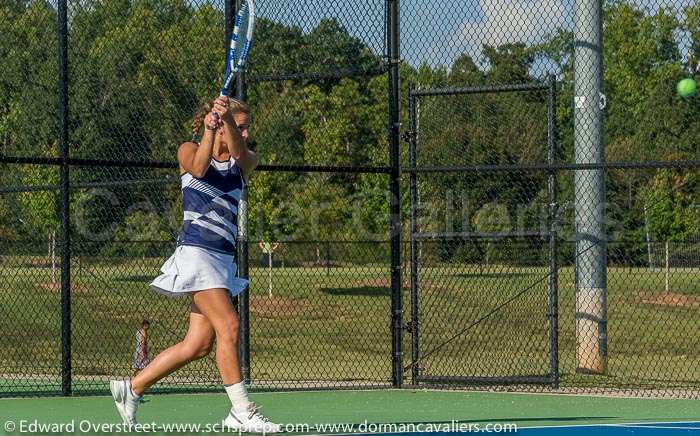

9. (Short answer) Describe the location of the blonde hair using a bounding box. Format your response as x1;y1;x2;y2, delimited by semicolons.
191;98;250;140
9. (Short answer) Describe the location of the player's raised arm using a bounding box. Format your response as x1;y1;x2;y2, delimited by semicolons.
177;102;221;178
213;96;258;178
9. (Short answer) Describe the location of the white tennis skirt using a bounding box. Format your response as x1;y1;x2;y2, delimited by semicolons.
150;245;249;297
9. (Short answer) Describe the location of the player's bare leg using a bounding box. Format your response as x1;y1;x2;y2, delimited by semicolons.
111;304;215;426
192;289;281;433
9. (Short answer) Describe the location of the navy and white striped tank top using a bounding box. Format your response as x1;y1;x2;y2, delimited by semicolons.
177;157;245;255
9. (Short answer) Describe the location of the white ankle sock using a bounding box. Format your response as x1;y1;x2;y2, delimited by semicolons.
129;381;142;400
225;382;251;411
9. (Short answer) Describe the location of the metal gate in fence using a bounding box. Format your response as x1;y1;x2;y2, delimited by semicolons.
405;80;559;387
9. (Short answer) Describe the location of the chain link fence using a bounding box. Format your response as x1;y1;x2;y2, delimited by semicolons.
402;0;699;397
1;0;698;398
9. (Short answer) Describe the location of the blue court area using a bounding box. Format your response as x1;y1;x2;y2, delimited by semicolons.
518;421;700;435
361;421;700;435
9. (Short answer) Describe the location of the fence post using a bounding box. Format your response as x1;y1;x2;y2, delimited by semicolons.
57;0;72;396
231;0;251;384
547;75;560;388
408;88;419;385
387;0;403;387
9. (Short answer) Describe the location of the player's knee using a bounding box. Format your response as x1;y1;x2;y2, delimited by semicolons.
215;316;240;342
193;342;213;359
183;339;213;360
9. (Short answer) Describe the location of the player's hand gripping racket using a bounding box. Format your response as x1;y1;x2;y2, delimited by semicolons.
215;0;255;120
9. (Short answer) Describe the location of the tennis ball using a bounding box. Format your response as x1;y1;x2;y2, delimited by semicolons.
677;78;697;98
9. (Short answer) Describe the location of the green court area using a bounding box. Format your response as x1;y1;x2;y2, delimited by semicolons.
1;255;698;394
0;390;698;434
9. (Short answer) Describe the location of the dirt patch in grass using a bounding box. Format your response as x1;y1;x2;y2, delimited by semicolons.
28;258;57;268
250;296;353;321
639;291;698;308
250;296;308;319
36;282;89;295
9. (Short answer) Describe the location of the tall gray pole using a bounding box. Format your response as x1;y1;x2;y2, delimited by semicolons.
573;0;607;374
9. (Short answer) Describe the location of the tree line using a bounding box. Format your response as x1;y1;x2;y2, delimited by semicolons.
0;0;697;265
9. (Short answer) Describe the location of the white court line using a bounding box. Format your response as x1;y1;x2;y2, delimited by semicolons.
614;424;700;430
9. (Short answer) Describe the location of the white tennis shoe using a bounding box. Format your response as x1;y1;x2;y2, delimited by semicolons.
109;379;140;427
223;403;282;433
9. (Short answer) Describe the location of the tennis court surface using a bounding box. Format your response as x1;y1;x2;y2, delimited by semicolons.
1;389;698;434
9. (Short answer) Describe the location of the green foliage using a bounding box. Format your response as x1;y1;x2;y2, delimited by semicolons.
102;210;172;258
304;19;380;77
17;166;59;237
482;43;534;85
3;0;699;264
472;202;513;264
472;202;512;233
0;0;58;156
643;167;700;241
0;191;16;240
248;75;388;242
300;79;374;166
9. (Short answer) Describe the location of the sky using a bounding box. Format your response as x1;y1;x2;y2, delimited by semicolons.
257;0;696;69
57;0;697;74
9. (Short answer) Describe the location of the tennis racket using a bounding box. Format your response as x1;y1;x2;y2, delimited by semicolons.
220;0;255;97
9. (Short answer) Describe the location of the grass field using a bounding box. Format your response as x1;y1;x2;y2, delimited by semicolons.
0;251;698;396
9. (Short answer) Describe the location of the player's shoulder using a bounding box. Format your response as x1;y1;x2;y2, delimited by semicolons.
178;141;198;153
177;142;199;175
177;141;198;159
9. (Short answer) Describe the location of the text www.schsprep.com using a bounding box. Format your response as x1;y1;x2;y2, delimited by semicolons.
4;419;518;433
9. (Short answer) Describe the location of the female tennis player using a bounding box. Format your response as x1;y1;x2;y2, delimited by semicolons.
110;96;281;433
